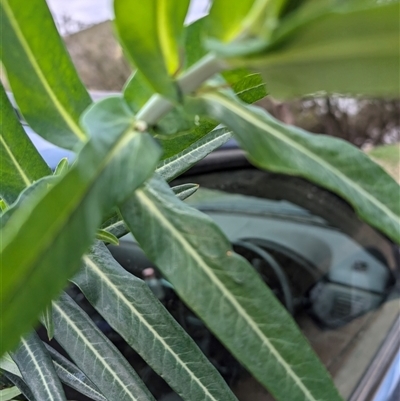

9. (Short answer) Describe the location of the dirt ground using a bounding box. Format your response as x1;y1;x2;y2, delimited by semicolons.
64;21;131;91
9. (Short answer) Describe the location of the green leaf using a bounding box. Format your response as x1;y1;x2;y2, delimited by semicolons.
0;353;21;378
96;229;119;245
208;0;258;41
184;17;208;69
11;333;66;401
193;91;400;243
158;118;217;160
1;372;35;401
153;68;265;155
208;0;285;44
101;213;128;238
123;71;154;113
72;242;238;401
0;198;7;211
222;69;267;103
114;0;190;100
122;16;210;118
0;97;161;356
124;70;213;138
101;182;204;239
157;0;191;74
52;292;154;401
41;305;54;340
172;183;199;200
0;0;92;149
120;175;343;401
0;84;51;205
157;128;232;181
53;158;69;176
123;39;265;141
44;344;107;401
0;175;59;230
236;1;400;98
0;387;21;401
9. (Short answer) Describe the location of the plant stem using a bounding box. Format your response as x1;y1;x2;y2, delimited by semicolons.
136;54;224;125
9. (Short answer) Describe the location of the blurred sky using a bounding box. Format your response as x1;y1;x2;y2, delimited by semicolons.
46;0;210;34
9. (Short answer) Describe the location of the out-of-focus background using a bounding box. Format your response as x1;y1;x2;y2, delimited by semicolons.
45;0;210;91
3;0;399;177
47;0;399;154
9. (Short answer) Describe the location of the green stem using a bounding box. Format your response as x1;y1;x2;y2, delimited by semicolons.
136;54;224;125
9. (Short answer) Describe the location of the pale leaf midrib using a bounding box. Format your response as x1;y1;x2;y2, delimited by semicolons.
52;302;139;401
20;338;59;401
135;188;317;401
1;0;86;142
103;220;124;232
83;255;219;401
0;134;31;186
204;93;400;225
236;83;265;96
53;361;106;401
156;130;231;180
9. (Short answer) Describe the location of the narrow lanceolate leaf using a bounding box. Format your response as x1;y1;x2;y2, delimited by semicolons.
96;229;119;245
156;118;216;160
208;0;257;42
194;92;400;243
157;128;231;181
44;344;107;401
1;371;35;401
121;175;343;401
172;183;199;200
41;305;54;340
123;71;154;113
53;158;69;176
184;16;208;69
11;333;66;401
0;175;58;230
235;1;400;98
0;386;21;401
52;293;154;401
0;84;51;205
157;0;190;75
0;353;21;378
0;97;161;356
0;198;7;211
222;69;267;103
0;0;91;149
72;242;238;401
114;0;189;99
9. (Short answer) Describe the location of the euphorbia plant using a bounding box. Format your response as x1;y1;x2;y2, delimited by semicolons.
0;0;399;400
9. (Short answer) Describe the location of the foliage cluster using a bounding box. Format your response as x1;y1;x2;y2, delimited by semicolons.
0;1;399;400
